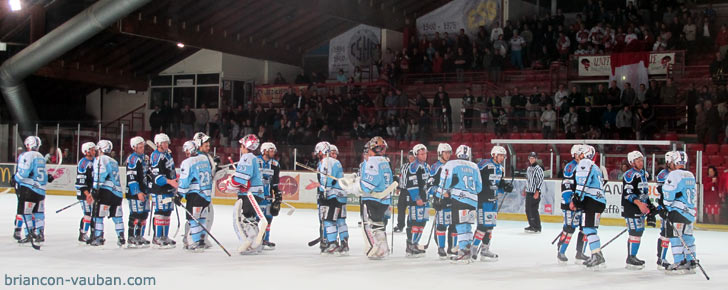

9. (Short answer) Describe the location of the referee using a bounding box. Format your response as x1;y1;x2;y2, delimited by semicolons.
524;152;544;233
395;150;415;233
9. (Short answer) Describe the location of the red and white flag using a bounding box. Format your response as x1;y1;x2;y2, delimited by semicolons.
609;52;649;90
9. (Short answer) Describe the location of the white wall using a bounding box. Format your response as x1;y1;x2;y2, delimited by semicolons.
381;29;403;54
266;60;301;84
221;53;265;83
161;49;223;74
506;0;546;23
85;89;148;122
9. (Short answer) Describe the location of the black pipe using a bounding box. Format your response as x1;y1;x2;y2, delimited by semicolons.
0;0;152;131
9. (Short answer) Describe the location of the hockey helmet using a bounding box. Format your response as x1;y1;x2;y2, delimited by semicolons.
456;145;472;160
182;141;198;155
437;143;452;157
130;136;145;150
97;140;113;154
24;136;41;151
491;145;507;157
239;134;260;151
627;151;644;165
81;142;96;155
154;133;170;145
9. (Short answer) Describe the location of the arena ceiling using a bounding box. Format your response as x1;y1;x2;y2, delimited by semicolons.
0;0;452;91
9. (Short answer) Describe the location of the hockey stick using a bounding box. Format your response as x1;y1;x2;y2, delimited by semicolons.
423;220;436;249
664;219;710;280
55;200;82;214
599;228;627;250
281;201;296;216
295;162;351;188
147;195;155;237
0;188;11;194
552;211;580;245
173;199;181;238
390;194;394;254
20;214;41;250
53;147;63;171
175;194;231;257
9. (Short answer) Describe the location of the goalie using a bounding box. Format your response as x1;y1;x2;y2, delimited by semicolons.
359;137;396;259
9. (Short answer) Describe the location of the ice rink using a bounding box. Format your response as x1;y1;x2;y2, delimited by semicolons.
1;195;725;289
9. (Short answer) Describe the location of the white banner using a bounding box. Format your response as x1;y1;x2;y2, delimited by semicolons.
328;24;381;78
578;52;675;76
416;0;502;38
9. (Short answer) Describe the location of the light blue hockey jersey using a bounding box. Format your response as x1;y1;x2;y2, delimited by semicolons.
14;151;47;195
360;156;393;204
93;155;122;198
233;152;264;197
178;154;213;202
662;169;697;222
574;159;606;204
318;156;346;202
439;159;482;207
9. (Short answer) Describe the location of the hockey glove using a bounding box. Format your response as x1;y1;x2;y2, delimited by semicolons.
646;213;657;227
270;199;281;216
502;182;514;193
47;175;55;183
173;195;182;206
432;197;444;211
657;207;668;220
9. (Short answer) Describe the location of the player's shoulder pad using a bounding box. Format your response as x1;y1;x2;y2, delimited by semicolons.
657;169;669;181
150;151;163;165
577;159;593;171
564;160;577;175
623;168;638;182
127;154;140;169
78;158;91;171
430;161;442;173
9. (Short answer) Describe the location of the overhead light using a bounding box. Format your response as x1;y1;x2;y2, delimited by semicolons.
9;0;22;11
176;42;185;48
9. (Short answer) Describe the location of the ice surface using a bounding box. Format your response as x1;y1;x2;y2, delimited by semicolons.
1;195;725;289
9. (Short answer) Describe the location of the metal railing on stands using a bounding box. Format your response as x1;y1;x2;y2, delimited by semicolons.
102;103;145;137
253;80;394;106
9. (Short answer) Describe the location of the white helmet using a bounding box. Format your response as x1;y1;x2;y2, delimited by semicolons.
239;134;260;151
193;132;210;147
665;151;679;165
491;145;507;157
627;151;644;165
154;133;170;145
130;136;145;149
413;144;427;155
437;143;452;157
570;144;583;157
456;145;472;160
183;141;198;155
673;151;688;166
81;142;96;155
24;136;41;151
578;145;595;160
261;142;277;153
315;141;330;155
329;144;338;154
97;140;113;154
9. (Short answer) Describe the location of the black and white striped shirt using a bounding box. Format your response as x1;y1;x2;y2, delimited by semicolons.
525;163;544;193
399;162;410;189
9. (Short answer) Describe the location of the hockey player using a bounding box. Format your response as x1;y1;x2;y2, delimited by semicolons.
125;137;150;248
329;144;339;159
395;151;414;233
224;134;266;254
572;145;607;269
403;144;430;257
177;141;213;251
439;145;482;262
259;142;282;250
622;151;650;269
360;136;394;259
473;145;511;261
315;142;349;255
149;133;178;248
14;136;53;244
74;142;96;243
429;143;454;259
190;132;220;248
556;145;588;264
90;140;125;247
654;151;678;269
661;151;699;274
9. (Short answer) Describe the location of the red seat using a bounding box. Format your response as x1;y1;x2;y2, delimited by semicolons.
687;143;703;152
451;133;463;142
705;144;720;155
664;133;678;141
708;155;723;166
720;144;728;154
508;133;520;139
462;133;475;143
485;133;497;142
473;133;487;143
398;141;410;152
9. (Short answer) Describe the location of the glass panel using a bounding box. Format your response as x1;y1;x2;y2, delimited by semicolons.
151;75;172;86
173;87;195;108
150;88;171;109
196;86;219;109
197;73;220;85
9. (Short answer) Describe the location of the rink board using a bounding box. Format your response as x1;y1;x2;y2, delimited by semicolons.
1;163;723;229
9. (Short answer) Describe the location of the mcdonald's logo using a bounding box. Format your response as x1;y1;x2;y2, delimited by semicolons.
0;165;13;186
